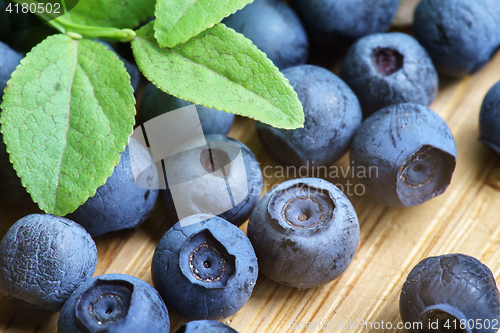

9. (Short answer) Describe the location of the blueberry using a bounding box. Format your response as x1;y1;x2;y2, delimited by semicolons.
161;134;262;227
256;64;362;168
67;137;159;237
341;32;439;118
141;82;235;135
413;0;500;78
175;320;238;333
479;80;500;155
151;214;258;320
400;254;500;333
0;2;29;50
223;0;309;70
0;214;97;312
58;273;170;332
291;0;400;50
96;40;141;92
247;178;359;289
350;103;457;207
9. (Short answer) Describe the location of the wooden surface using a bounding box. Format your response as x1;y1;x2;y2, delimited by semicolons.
1;44;500;333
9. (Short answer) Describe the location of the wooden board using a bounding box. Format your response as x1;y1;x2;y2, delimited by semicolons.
1;44;500;333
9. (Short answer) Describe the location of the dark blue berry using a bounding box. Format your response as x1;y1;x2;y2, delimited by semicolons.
248;178;359;289
151;214;258;320
161;134;262;227
256;64;362;168
223;0;309;70
400;253;500;333
413;0;500;78
0;214;97;312
479;80;500;155
350;103;457;207
58;273;170;333
341;32;438;117
176;320;238;333
141;82;235;135
291;0;400;50
67;137;159;237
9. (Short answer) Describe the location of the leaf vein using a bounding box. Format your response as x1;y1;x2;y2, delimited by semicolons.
53;39;78;207
141;34;274;115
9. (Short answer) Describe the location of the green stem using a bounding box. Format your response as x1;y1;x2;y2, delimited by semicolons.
10;0;136;42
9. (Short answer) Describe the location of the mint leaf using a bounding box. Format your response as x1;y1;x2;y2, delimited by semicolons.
62;0;155;29
0;35;136;215
132;22;304;129
154;0;253;48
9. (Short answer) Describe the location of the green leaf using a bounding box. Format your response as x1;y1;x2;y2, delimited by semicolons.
154;0;253;48
132;22;304;129
61;0;155;29
0;35;136;215
8;0;138;41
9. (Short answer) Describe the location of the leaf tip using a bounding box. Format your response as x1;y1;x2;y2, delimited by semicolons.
120;29;137;42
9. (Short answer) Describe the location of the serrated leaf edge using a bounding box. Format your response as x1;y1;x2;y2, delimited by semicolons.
0;37;55;209
1;36;135;215
155;0;255;48
135;23;304;129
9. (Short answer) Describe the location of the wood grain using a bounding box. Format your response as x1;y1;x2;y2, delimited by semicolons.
1;46;500;333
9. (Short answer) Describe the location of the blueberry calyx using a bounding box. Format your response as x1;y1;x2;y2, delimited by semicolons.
401;151;437;188
90;294;124;324
269;183;335;229
75;279;133;332
371;47;404;75
189;243;227;282
396;145;456;206
180;229;236;288
418;304;471;333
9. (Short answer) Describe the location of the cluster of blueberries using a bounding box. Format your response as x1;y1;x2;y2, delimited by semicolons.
1;0;500;332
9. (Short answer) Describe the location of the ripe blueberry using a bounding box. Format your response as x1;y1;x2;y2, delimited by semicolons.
67;137;159;237
161;134;262;227
256;64;362;168
248;178;359;289
58;273;170;333
350;103;457;207
151;214;258;320
413;0;500;77
400;253;500;333
479;80;500;155
223;0;309;70
291;0;400;50
341;32;438;117
0;214;97;312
